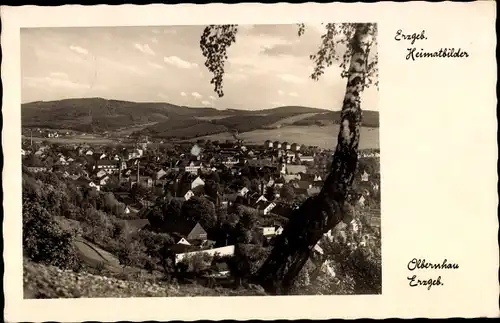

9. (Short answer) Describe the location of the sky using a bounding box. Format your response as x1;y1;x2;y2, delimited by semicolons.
21;24;378;111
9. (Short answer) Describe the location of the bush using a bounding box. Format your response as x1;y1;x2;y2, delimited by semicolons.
179;252;213;274
116;239;147;270
81;208;114;245
23;201;79;270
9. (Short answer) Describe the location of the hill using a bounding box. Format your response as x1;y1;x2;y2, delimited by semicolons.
21;98;236;133
22;98;379;140
137;119;230;140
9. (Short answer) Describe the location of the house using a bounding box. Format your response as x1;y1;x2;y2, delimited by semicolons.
191;176;205;191
98;175;111;186
260;226;276;237
127;149;143;160
184;161;203;174
88;181;100;191
361;170;370;182
351;219;361;233
175;245;235;264
307;186;321;196
290;143;301;152
26;165;48;173
258;224;283;239
293;181;313;190
286;164;307;175
177;238;191;246
299;173;315;182
140;176;154;188
130;175;154;189
163;218;208;244
184;190;195;201
156;169;167;180
95;160;119;172
256;201;276;215
266;178;275;187
58;155;68;165
223;158;239;166
313;243;324;255
221;193;239;206
238;186;249;197
358;195;366;207
23;159;48;173
96;169;108;178
264;202;276;215
247;158;275;169
255;194;268;204
283;174;300;183
320;260;336;278
298;155;314;163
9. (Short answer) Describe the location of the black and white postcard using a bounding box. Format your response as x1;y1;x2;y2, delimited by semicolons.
2;2;498;321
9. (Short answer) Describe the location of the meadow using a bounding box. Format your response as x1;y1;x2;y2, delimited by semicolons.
195;125;380;150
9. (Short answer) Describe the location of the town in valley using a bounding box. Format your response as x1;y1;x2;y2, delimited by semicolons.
22;23;381;298
23;129;381;297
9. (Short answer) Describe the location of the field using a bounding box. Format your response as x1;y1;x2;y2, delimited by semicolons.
195;125;380;150
266;112;320;128
112;122;160;137
23;135;117;145
195;115;234;121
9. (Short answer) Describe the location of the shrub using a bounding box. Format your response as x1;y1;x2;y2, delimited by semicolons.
180;252;213;274
116;239;147;270
23;201;79;270
81;208;114;245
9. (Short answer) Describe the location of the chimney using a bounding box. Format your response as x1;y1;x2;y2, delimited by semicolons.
260;181;264;194
137;160;140;185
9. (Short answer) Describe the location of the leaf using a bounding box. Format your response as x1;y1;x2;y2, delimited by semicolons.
200;24;239;97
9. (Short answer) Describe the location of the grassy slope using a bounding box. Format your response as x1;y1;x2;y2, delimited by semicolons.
267;112;320;128
195;125;380;150
23;260;267;298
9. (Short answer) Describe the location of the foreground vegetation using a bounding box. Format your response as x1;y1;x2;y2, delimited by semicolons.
22;144;380;297
24;261;266;298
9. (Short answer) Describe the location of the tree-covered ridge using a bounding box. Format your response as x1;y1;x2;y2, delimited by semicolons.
22;97;378;139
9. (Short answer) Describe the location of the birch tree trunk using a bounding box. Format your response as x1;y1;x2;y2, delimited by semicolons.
252;23;375;295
